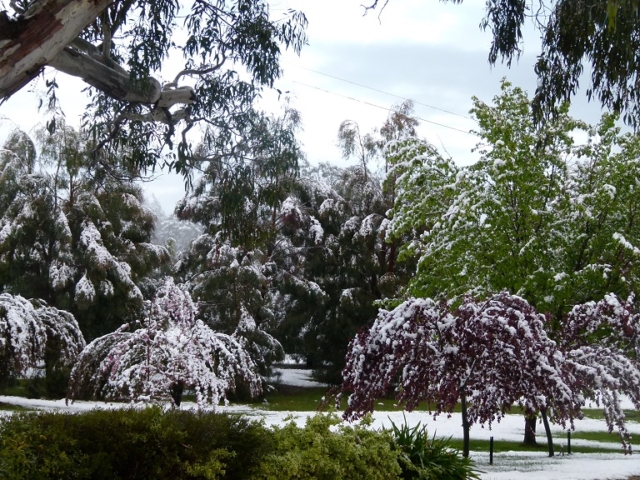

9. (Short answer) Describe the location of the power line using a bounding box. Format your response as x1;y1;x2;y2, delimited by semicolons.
292;81;478;137
284;63;472;120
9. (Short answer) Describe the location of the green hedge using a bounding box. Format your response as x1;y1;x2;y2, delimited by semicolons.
0;408;477;480
0;407;270;480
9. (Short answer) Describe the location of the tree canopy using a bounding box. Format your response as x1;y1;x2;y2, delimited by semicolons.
0;0;307;174
364;0;640;127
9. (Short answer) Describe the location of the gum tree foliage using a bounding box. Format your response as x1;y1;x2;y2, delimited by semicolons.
276;104;418;381
0;0;307;175
268;159;414;383
0;127;169;340
342;292;583;458
0;293;85;387
364;0;640;128
173;108;304;374
67;278;261;407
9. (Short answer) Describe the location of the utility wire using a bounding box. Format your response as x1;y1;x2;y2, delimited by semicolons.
285;63;472;120
292;80;478;137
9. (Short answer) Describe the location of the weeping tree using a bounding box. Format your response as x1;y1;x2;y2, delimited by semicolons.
68;278;262;407
0;293;85;391
342;292;584;458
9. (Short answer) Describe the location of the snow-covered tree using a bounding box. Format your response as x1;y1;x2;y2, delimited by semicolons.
0;126;170;339
176;237;285;376
385;81;640;445
67;278;261;407
388;81;640;318
0;293;85;387
561;294;640;448
342;292;583;457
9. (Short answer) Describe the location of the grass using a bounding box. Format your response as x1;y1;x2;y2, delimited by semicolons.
0;379;30;398
0;402;30;412
446;438;618;455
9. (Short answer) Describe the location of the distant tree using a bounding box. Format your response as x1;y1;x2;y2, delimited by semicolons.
67;278;261;407
0;0;306;175
146;196;202;258
364;0;640;127
0;293;85;389
342;292;582;458
0;126;170;339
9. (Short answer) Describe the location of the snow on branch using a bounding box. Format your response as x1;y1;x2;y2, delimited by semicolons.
0;294;85;381
67;278;262;407
342;292;582;429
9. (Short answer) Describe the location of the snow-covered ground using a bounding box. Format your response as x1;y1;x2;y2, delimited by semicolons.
2;368;639;480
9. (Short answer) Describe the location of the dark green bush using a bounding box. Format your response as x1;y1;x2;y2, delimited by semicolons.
0;408;479;480
255;413;402;480
0;407;271;480
390;416;479;480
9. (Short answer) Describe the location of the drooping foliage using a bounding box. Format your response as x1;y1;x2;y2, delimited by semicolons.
561;294;640;446
0;126;170;339
0;293;85;387
342;291;583;456
67;278;261;407
365;0;640;128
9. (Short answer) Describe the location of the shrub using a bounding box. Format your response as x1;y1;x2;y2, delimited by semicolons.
390;416;479;480
256;413;402;480
0;407;271;480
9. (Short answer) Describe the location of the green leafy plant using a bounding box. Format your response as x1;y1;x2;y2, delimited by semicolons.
390;416;479;480
256;413;402;480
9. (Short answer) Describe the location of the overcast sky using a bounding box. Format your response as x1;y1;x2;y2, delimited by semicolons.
0;0;611;214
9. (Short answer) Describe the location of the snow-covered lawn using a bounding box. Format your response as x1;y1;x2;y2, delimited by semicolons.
1;368;639;480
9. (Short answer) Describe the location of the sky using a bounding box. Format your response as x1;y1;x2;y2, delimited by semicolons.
0;0;611;214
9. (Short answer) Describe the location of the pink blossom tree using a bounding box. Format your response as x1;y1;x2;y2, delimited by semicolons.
67;278;262;407
342;292;582;457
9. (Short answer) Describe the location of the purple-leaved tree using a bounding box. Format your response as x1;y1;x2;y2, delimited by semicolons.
561;294;640;450
342;292;583;457
67;278;262;407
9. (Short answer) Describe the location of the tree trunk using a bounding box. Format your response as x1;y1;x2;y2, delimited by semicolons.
49;45;162;104
170;382;184;407
0;0;112;100
461;392;470;458
523;414;538;446
540;408;554;457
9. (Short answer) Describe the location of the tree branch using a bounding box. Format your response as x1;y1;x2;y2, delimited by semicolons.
0;0;113;101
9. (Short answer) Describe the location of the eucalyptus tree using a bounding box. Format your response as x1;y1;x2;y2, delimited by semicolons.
0;0;307;175
0;125;170;340
174;107;304;375
364;0;640;128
